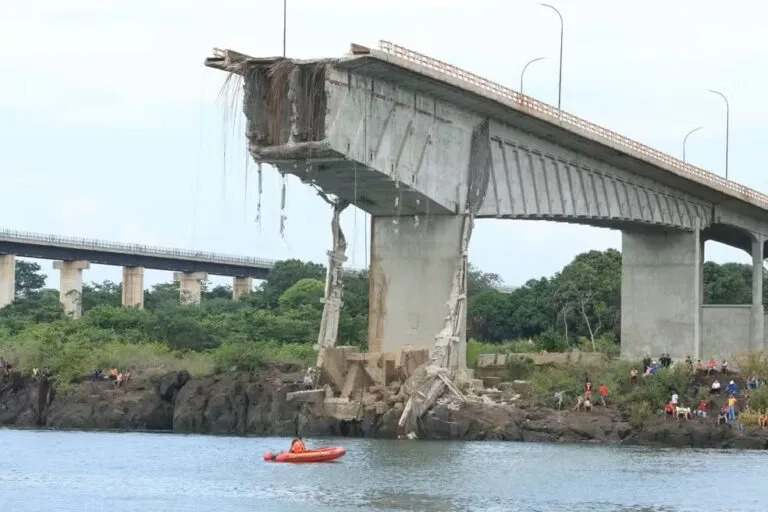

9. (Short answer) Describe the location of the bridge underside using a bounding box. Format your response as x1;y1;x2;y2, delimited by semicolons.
208;46;768;362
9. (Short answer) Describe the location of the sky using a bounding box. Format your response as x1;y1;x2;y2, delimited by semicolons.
2;0;767;290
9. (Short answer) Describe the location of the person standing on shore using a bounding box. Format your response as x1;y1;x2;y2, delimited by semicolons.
598;384;608;406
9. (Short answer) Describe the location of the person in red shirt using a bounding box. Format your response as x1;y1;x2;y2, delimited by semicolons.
598;384;609;406
697;399;709;418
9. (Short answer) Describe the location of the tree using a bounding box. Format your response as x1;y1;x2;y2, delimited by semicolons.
468;264;502;296
278;278;325;312
82;280;121;311
553;250;621;350
15;260;46;298
261;259;325;308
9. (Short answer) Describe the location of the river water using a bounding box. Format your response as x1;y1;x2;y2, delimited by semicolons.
0;429;765;511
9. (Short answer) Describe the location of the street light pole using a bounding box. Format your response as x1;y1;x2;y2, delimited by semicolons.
282;0;287;57
539;3;563;110
520;57;546;96
682;126;703;163
708;89;730;179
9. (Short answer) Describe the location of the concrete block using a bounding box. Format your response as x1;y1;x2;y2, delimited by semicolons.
317;347;347;391
482;377;502;389
323;398;360;421
476;354;497;368
375;401;388;415
396;345;430;378
471;379;485;390
287;389;325;403
495;354;507;366
341;361;374;399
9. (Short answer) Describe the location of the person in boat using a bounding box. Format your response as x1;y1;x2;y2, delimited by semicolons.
289;437;306;453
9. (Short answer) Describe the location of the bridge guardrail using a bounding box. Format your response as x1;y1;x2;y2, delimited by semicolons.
0;228;278;269
378;41;768;210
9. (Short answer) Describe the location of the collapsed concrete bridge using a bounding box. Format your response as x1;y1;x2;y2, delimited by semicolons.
205;40;768;366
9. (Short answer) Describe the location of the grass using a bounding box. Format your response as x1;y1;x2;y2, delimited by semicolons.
0;330;317;389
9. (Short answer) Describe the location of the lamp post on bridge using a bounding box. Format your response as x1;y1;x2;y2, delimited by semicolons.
708;89;730;179
520;57;546;97
539;3;563;110
682;126;703;163
282;0;287;57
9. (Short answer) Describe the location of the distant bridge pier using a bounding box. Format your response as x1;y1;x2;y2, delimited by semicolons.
0;254;15;308
368;215;466;368
53;260;89;318
122;266;145;309
232;276;252;300
174;271;207;306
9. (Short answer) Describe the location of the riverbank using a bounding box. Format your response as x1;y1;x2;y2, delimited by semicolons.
2;367;767;449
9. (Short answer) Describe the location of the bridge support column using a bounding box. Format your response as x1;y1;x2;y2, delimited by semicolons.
368;215;466;368
122;266;144;309
751;236;764;352
232;276;252;300
0;254;15;308
53;260;90;318
174;271;207;306
621;229;703;360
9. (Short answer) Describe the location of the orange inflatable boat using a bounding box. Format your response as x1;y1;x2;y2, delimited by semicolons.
263;446;346;463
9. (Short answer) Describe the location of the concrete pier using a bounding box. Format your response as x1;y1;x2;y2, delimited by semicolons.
368;215;466;365
174;271;207;305
750;236;764;351
0;254;15;308
53;260;90;318
232;276;253;300
122;266;145;309
621;230;703;359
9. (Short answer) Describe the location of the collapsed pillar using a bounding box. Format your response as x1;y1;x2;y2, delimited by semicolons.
621;228;703;359
53;260;90;318
174;271;207;305
0;254;15;308
122;266;145;309
750;235;764;351
316;199;349;349
232;276;253;300
368;215;467;368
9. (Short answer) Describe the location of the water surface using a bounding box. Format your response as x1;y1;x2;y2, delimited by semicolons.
0;429;765;511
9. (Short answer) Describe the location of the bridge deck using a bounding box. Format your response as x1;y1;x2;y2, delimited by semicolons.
207;41;768;222
0;229;275;278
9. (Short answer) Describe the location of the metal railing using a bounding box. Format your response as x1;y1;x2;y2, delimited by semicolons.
377;40;768;210
0;228;278;269
0;227;523;290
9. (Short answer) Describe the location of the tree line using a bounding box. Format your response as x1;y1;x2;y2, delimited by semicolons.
1;252;763;354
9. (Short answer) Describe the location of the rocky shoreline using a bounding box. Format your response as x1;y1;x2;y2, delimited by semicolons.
1;369;767;450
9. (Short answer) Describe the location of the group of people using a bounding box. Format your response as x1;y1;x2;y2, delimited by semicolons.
569;380;609;412
91;367;130;388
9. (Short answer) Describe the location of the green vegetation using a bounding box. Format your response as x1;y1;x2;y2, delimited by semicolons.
1;251;764;388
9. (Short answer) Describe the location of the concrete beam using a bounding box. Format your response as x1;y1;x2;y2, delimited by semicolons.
53;260;89;318
232;276;252;300
174;271;207;306
122;266;144;309
368;215;465;362
0;254;15;308
621;230;702;359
